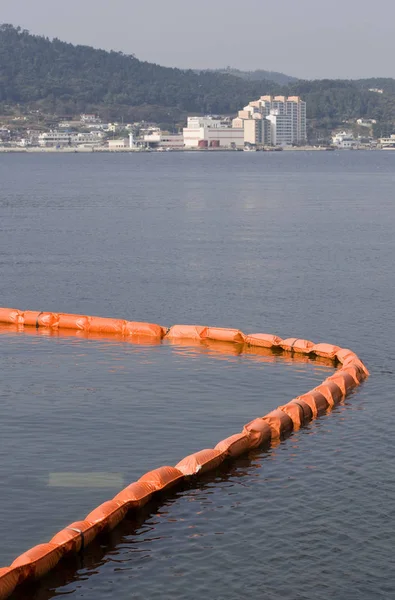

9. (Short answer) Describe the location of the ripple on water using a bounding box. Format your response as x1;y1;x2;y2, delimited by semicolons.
0;331;336;570
1;151;394;600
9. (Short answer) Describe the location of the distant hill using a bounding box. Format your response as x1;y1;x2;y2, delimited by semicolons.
285;78;395;139
1;24;395;138
209;67;297;85
0;24;278;125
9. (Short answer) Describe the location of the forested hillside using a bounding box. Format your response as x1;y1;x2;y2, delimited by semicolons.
1;24;395;138
208;67;297;85
286;79;395;138
0;24;276;122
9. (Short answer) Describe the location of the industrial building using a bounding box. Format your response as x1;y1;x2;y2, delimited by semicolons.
183;116;244;148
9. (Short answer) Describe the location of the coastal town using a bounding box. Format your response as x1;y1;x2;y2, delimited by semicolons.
1;94;395;152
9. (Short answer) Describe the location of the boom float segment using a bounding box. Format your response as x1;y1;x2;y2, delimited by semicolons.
0;308;369;599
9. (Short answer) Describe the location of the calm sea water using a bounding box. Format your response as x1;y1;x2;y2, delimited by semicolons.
0;151;394;599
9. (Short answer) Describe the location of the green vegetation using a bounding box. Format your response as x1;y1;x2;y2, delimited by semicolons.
205;67;297;85
285;79;395;140
1;24;395;139
0;24;277;125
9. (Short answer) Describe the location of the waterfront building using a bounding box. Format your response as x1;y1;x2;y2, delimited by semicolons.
237;109;254;119
19;132;40;147
286;96;307;144
38;130;103;147
183;116;243;148
266;111;292;145
231;117;244;129
38;131;74;146
108;138;129;149
243;117;263;146
235;95;307;146
159;134;184;149
137;128;184;149
379;134;395;149
185;116;230;130
332;131;358;149
205;128;244;148
142;127;162;144
183;102;306;148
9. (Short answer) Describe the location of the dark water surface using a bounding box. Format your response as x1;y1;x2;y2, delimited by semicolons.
0;151;394;599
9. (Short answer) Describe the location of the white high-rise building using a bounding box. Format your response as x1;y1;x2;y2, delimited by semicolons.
266;111;292;146
286;96;307;144
234;95;307;146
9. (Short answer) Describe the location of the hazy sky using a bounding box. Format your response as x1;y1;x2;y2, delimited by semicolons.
1;0;394;79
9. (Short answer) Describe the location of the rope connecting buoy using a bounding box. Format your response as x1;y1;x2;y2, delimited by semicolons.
0;308;369;599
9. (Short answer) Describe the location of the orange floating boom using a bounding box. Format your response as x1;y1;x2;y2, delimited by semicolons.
0;308;369;599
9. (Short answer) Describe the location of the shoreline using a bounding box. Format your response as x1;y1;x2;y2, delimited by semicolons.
0;146;385;153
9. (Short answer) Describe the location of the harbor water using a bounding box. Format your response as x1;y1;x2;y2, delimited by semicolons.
0;150;394;599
